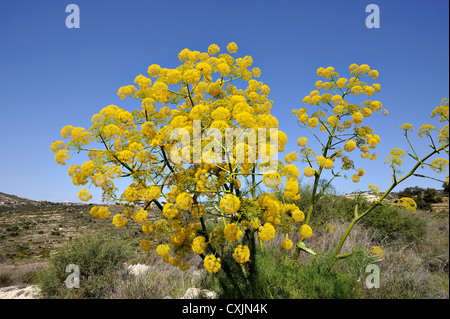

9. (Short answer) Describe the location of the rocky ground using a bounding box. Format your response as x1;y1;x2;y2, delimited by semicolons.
0;191;220;299
0;192;151;298
0;285;40;299
0;192;148;261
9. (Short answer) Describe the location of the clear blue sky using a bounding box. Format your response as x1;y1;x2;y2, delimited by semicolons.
0;0;448;203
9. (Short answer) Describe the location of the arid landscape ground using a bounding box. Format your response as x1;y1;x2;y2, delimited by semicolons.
1;190;448;299
0;192;141;298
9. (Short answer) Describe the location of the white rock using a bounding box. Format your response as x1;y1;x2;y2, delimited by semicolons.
181;287;217;299
0;285;40;299
200;289;218;299
127;263;151;277
181;287;201;299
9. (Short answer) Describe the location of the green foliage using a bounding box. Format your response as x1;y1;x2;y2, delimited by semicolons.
443;181;449;195
294;190;427;244
255;249;371;299
33;232;131;299
204;242;374;299
361;202;427;242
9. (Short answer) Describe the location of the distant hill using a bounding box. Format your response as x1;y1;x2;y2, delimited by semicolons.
0;192;73;213
0;192;144;261
0;192;37;206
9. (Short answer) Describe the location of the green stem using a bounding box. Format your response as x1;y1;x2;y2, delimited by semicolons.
335;143;448;258
251;166;256;199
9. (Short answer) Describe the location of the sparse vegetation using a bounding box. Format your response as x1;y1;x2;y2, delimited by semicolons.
33;232;132;299
0;187;448;299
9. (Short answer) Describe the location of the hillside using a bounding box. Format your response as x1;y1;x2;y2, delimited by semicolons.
0;192;144;261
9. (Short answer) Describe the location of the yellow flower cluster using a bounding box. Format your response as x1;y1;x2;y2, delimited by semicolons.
285;151;299;164
78;188;92;202
397;197;417;213
291;63;385;185
112;214;128;228
262;170;282;188
284;178;300;200
204;255;221;273
140;239;153;251
303;166;315;178
220;194;241;215
386;148;406;167
232;245;250;263
176;192;193;210
281;237;293;250
192;236;206;254
90;206;111;219
142;221;154;234
157;244;171;260
430;158;449;173
133;209;148;223
258;223;276;241
224;223;243;242
291;208;305;222
371;246;383;259
299;224;313;239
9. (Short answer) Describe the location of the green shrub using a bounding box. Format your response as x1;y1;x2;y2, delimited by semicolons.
255;249;372;299
33;232;131;299
203;243;374;299
294;189;427;244
361;203;427;243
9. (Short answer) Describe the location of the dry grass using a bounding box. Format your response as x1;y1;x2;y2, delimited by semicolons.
0;262;46;288
1;191;447;299
262;212;448;299
105;251;205;299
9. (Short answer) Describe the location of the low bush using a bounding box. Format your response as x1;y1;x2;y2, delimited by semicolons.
33;232;131;298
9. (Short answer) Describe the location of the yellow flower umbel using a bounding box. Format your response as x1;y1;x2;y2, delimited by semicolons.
176;192;193;211
386;148;406;167
303;166;315;177
281;237;293;250
78;188;92;202
232;245;250;263
204;255;221;273
397;197;417;213
220;194;240;215
284;178;300;200
258;223;275;242
191;204;205;219
140;239;153;252
299;224;313;239
291;208;305;222
227;42;238;54
224;223;243;242
298;137;308;147
430;158;449;173
55;150;70;166
192;236;207;254
133;209;148;223
262;171;282;188
142;221;154;234
344;140;357;152
112;214;128;228
90;206;110;219
371;246;383;259
400;123;414;132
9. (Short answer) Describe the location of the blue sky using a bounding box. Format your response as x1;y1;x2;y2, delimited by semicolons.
0;0;448;203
